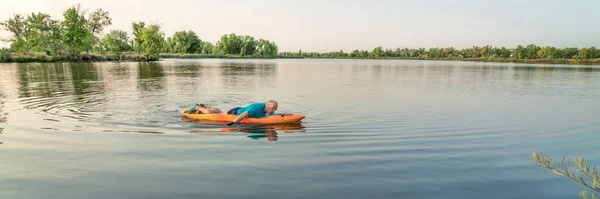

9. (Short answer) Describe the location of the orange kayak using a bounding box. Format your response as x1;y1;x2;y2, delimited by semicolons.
181;110;305;124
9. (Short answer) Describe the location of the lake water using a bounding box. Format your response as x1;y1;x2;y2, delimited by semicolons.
1;59;599;198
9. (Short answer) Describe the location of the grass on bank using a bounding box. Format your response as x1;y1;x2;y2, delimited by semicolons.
0;50;156;63
1;50;599;65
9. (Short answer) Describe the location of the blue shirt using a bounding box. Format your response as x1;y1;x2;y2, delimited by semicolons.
236;102;267;118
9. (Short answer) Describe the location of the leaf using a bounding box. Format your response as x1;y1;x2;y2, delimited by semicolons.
581;176;589;186
553;169;566;176
532;152;539;160
594;172;598;188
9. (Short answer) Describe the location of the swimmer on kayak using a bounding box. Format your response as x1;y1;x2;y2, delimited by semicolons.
188;100;278;125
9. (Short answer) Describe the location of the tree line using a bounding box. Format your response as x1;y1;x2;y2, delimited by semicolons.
280;44;600;60
0;4;279;61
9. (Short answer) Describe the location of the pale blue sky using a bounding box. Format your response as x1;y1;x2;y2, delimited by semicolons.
1;0;599;52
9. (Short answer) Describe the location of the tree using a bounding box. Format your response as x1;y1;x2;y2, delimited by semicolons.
524;44;541;59
0;13;32;53
498;47;511;58
240;35;256;56
537;46;558;59
371;46;382;58
254;39;278;57
560;48;579;59
139;24;165;58
172;30;201;54
514;45;525;59
358;50;369;58
576;47;598;59
27;12;63;55
350;49;359;57
86;8;111;37
100;30;132;59
216;33;243;55
163;37;174;53
0;48;11;62
62;5;94;56
199;41;213;54
131;21;145;55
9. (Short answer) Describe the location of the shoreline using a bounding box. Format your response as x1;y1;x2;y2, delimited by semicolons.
1;53;599;66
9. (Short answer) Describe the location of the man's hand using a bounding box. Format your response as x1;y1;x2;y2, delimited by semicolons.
226;122;236;126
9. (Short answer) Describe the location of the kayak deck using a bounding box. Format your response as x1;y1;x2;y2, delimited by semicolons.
181;110;305;124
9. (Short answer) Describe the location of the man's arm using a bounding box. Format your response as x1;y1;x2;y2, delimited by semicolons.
227;112;248;125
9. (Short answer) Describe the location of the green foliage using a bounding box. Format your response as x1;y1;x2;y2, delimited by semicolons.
213;33;278;57
240;35;256;56
532;152;600;199
62;5;94;56
0;48;12;62
538;46;558;59
0;13;32;53
131;21;145;55
199;41;214;54
27;12;63;55
281;44;599;62
172;30;201;54
560;48;580;59
576;47;600;59
139;24;165;59
215;33;243;55
100;30;132;55
162;37;174;53
86;8;111;37
372;46;382;58
581;191;599;199
254;39;278;57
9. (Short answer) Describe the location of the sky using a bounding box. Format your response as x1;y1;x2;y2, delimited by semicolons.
1;0;599;52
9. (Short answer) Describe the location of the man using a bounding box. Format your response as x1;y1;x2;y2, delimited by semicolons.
187;100;279;125
226;100;278;125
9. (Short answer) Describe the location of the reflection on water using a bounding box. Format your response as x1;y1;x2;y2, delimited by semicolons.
70;63;101;96
0;59;599;199
185;118;305;141
2;60;599;134
220;61;277;91
137;62;165;92
0;86;5;124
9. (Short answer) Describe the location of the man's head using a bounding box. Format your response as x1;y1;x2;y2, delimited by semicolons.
265;100;278;114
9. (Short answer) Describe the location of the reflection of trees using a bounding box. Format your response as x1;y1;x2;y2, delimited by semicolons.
424;65;455;91
172;63;203;78
220;61;277;91
0;87;5;124
452;64;598;97
70;63;100;96
138;62;165;79
169;62;205;94
372;65;381;79
13;63;106;119
16;63;105;98
17;63;70;98
16;64;31;98
107;63;131;77
137;62;165;91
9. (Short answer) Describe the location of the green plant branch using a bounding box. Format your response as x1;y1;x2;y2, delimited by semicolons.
532;152;600;194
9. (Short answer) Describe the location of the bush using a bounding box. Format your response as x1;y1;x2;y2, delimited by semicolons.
0;48;12;62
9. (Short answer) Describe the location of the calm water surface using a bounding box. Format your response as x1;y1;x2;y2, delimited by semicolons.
1;59;599;198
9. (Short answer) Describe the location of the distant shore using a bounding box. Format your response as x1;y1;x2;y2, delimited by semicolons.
0;52;158;63
2;52;600;66
297;56;600;65
160;54;600;65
